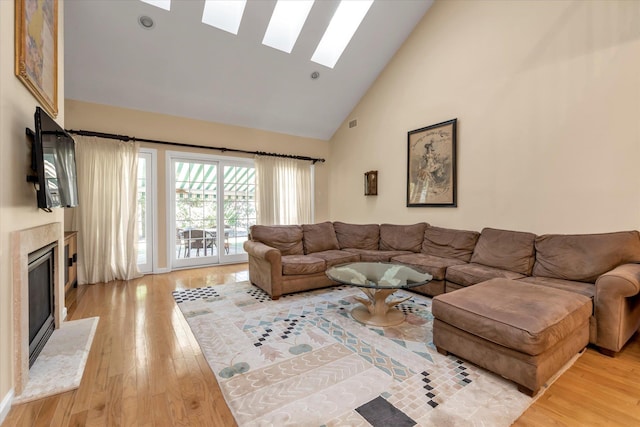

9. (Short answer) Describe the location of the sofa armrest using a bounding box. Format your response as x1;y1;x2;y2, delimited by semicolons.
597;263;640;297
594;263;640;353
244;240;281;263
243;240;283;299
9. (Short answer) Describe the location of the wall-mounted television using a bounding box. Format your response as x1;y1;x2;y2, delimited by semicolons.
27;107;79;211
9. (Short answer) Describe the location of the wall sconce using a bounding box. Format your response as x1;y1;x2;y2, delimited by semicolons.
364;170;378;196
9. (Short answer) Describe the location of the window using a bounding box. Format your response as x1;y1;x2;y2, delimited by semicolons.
137;149;156;273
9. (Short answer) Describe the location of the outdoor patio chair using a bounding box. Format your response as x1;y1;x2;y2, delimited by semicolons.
184;229;215;257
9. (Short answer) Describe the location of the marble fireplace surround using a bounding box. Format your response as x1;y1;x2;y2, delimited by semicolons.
11;222;65;395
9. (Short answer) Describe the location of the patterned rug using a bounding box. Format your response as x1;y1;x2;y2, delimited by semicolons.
173;282;568;426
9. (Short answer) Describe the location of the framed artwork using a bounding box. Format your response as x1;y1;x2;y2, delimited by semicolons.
407;118;457;207
15;0;58;118
364;170;378;195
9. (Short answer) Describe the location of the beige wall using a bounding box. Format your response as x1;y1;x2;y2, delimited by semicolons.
329;0;640;234
0;0;66;408
64;100;330;270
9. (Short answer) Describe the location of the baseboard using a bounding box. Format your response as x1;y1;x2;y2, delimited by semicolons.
62;306;68;321
0;389;14;425
153;267;170;274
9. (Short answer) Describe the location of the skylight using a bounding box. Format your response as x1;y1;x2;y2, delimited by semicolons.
202;0;247;35
311;0;373;69
140;0;171;11
262;0;315;54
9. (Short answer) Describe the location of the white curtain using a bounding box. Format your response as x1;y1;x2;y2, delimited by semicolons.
255;156;312;225
72;135;140;284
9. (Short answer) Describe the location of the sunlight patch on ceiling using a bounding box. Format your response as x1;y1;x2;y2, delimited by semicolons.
202;0;248;35
311;0;374;69
140;0;171;11
262;0;315;54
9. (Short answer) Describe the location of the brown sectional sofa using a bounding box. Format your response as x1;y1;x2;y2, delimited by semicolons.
243;221;640;355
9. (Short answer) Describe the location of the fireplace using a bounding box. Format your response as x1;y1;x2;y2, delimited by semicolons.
12;222;64;395
27;242;57;367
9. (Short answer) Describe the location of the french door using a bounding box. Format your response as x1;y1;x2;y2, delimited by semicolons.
168;151;255;269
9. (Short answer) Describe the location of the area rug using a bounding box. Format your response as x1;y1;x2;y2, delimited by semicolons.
173;283;576;426
13;317;99;404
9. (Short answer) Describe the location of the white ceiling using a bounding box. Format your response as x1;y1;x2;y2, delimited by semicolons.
64;0;434;140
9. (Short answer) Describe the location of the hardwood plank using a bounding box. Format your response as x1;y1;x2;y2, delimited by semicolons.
33;393;60;427
67;410;88;427
121;368;137;401
151;393;174;427
515;402;577;427
3;263;639;427
162;354;191;427
193;352;236;426
48;391;76;427
84;384;107;425
134;344;153;425
515;341;640;425
105;374;123;427
7;399;44;427
1;402;27;426
69;352;98;415
551;381;639;425
120;395;139;427
567;366;640;406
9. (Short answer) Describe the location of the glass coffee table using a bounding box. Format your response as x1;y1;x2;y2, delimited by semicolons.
326;262;432;327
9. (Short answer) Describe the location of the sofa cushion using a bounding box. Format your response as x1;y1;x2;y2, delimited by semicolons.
432;279;592;356
391;253;467;281
302;222;340;254
333;222;380;250
517;276;595;299
445;263;526;287
470;228;536;275
379;223;427;252
281;255;326;275
342;248;412;262
422;226;480;262
532;231;640;283
309;250;360;268
250;225;303;256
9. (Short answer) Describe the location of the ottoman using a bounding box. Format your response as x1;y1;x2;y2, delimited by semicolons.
432;278;592;396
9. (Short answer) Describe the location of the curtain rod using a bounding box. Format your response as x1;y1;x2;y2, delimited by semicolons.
65;129;326;164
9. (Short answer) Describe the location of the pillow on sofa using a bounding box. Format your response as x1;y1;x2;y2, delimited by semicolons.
333;222;379;250
302;222;340;254
379;223;427;252
470;228;536;275
422;226;480;262
532;231;640;283
250;225;303;255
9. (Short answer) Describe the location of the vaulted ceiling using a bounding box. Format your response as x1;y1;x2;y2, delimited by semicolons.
64;0;434;140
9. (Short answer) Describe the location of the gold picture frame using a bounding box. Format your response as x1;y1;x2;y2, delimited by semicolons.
15;0;58;118
407;119;457;207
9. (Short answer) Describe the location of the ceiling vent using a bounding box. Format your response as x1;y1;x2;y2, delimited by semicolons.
348;119;358;128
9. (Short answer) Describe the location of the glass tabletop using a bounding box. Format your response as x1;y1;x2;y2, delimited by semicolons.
326;262;432;290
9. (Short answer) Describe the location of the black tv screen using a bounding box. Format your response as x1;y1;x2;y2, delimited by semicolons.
30;107;79;210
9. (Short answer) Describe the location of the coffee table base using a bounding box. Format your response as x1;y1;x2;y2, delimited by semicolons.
351;288;411;327
351;305;405;327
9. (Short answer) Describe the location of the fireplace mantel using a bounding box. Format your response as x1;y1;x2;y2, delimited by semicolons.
11;222;64;395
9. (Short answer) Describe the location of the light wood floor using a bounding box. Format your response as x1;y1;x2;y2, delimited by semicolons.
3;264;640;426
